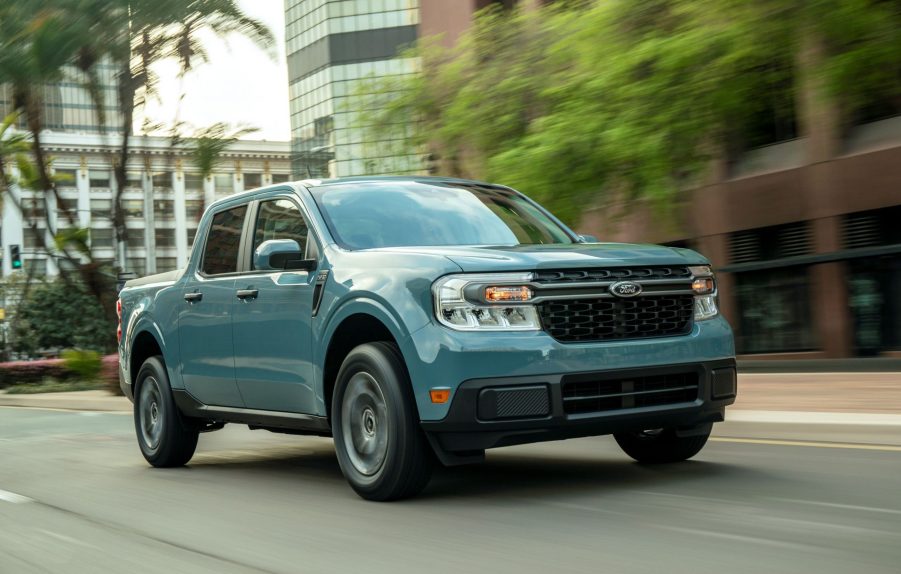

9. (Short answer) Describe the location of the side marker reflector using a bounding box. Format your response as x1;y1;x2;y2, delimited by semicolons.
429;389;450;404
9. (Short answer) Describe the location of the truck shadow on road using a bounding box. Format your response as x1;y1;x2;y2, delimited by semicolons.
184;439;779;502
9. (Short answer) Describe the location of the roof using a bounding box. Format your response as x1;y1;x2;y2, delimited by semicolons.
300;175;504;188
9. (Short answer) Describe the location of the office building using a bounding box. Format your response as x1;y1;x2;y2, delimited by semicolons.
2;132;291;278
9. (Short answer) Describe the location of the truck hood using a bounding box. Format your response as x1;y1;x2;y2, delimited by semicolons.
372;243;706;273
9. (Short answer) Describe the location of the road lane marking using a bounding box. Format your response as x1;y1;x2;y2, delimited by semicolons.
710;437;901;452
770;498;901;516
0;489;33;504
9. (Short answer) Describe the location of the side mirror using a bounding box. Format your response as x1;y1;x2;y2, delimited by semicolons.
578;234;599;243
254;239;317;271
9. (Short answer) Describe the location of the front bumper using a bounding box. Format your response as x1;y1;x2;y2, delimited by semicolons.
421;358;736;453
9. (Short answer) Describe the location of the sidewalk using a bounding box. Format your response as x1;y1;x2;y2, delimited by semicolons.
0;372;899;416
0;390;131;412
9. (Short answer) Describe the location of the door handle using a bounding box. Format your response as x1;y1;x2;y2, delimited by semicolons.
184;292;203;303
236;289;259;300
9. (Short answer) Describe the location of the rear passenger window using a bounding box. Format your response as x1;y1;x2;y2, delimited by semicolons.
201;205;247;275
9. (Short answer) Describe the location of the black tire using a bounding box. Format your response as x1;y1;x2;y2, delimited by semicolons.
134;356;198;467
614;427;711;464
331;342;433;501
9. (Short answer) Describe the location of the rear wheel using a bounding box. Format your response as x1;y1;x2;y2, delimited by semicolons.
332;342;433;501
614;427;710;464
134;356;198;467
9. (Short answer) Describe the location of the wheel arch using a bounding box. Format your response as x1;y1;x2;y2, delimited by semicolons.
319;299;417;421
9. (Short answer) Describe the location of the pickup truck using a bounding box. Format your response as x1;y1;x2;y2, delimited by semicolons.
117;176;736;501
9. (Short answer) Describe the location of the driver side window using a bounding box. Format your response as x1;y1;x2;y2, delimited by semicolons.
252;199;313;269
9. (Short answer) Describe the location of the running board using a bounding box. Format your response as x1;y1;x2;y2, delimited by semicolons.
172;389;331;435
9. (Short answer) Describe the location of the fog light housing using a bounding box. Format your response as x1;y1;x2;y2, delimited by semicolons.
711;368;737;399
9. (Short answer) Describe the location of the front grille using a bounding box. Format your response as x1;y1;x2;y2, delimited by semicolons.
537;295;694;342
562;372;699;415
533;266;690;284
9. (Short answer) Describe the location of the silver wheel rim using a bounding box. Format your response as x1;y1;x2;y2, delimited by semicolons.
341;372;389;476
139;376;163;450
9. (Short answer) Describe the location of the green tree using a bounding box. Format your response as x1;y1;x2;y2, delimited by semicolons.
0;0;274;328
10;278;114;356
360;0;901;225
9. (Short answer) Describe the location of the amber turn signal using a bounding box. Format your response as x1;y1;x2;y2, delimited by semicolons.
429;388;451;404
691;277;715;294
485;285;532;302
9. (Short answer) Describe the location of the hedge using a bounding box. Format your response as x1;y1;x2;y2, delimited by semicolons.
0;354;120;391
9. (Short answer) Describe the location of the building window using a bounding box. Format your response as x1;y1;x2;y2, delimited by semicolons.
89;172;110;189
156;257;177;271
55;168;78;188
735;268;816;354
126;229;145;248
125;171;143;189
185;199;204;222
127;257;146;276
155;228;175;248
90;199;112;220
187;227;197;247
24;258;48;276
23;227;45;249
123;199;144;218
272;173;291;184
214;174;233;192
185;173;204;190
244;173;262;189
152;171;172;190
21;197;46;220
154;199;174;220
91;228;114;248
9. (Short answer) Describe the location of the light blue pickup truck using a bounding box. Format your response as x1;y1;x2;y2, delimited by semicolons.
117;176;736;501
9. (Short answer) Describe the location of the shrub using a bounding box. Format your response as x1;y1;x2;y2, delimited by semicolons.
100;354;122;395
0;358;74;388
61;349;102;381
0;353;120;393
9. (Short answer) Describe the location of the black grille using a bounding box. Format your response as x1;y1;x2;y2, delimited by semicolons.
562;372;699;415
533;266;690;284
538;295;694;342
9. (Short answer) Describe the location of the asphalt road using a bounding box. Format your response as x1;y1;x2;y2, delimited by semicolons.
1;407;899;574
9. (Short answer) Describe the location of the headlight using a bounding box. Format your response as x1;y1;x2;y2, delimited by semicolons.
433;273;541;331
689;265;718;321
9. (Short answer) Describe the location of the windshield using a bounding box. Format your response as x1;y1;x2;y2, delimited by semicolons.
311;182;574;250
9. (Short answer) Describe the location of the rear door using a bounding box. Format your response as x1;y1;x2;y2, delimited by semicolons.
231;195;320;414
178;203;249;407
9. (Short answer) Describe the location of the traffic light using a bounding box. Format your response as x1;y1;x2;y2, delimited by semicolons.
9;245;21;270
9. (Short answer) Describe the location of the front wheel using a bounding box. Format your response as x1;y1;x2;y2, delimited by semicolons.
613;427;711;464
332;342;433;501
134;356;198;467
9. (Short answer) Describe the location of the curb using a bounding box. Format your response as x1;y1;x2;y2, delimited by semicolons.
0;392;131;412
728;409;901;426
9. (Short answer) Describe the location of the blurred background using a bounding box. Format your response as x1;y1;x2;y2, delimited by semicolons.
1;0;900;369
1;3;900;573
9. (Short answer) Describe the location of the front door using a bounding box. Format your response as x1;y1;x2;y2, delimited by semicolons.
232;197;319;414
178;204;248;407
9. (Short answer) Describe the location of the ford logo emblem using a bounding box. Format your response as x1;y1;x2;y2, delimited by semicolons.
609;281;642;298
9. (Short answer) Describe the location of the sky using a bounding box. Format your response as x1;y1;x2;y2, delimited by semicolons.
142;0;290;142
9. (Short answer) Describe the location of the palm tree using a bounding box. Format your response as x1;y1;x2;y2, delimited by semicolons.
183;122;258;222
106;0;274;267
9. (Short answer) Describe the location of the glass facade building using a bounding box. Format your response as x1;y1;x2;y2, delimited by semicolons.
285;0;422;178
0;62;121;134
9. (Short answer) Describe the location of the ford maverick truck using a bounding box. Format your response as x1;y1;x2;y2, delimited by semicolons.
118;177;736;501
